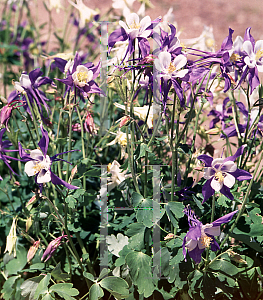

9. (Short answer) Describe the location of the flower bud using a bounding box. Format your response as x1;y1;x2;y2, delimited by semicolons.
119;116;130;128
26;194;37;208
26;216;33;232
84;112;96;134
0;105;13;131
27;240;40;262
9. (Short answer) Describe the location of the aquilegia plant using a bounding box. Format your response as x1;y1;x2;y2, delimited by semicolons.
0;1;263;300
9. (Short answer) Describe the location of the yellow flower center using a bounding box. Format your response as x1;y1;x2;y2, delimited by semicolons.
77;71;89;83
107;163;112;172
129;20;141;29
215;171;225;183
33;162;45;174
200;235;212;248
167;62;176;74
255;49;263;61
205;38;215;49
230;53;241;62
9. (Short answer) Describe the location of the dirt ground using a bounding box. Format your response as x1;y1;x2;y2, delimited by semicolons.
51;0;263;48
25;0;263;52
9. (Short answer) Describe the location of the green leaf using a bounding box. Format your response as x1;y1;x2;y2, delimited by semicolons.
83;271;96;282
5;245;27;275
217;195;232;208
166;202;185;219
131;192;144;207
42;294;54;300
89;283;104;300
170;248;184;265
20;275;45;300
100;276;129;299
49;283;79;300
51;262;70;281
97;268;109;281
1;275;20;300
34;274;51;299
209;257;240;276
65;195;77;209
125;223;146;250
126;251;155;297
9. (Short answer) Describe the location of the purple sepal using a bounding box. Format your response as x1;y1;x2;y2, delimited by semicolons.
188;246;204;264
219;185;234;201
223;145;246;162
202;178;215;203
197;154;213;167
50;171;79;190
38;125;49;157
53;58;67;73
220;28;234;51
212;210;238;227
230;169;252;181
108;27;128;53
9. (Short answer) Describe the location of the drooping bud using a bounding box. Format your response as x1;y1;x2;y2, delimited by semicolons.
68;165;78;184
4;218;17;257
26;194;37;208
41;235;68;262
84;112;97;134
119;116;130;128
0;105;13;131
27;240;40;262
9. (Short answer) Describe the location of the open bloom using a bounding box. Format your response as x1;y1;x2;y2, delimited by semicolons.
107;160;131;192
154;51;188;107
182;206;238;264
55;52;105;99
107;129;130;159
198;145;252;203
19;125;79;192
8;69;53;118
68;0;97;28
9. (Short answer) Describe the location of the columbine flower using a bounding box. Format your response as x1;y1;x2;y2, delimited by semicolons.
182;206;238;264
49;0;62;13
68;0;97;28
112;0;135;18
8;69;53;118
108;13;160;60
41;234;68;262
19;124;79;192
4;218;17;257
107;130;130;159
198;145;252;203
55;52;105;99
114;102;153;128
154;51;188;107
107;160;130;191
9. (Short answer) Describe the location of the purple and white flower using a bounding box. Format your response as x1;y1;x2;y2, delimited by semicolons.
182;206;238;264
198;145;252;203
19;125;79;192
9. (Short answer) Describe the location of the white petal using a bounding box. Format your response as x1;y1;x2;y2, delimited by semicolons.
222;161;237;173
243;40;254;57
254;40;263;53
223;173;235;188
158;52;171;70
126;13;139;27
204;167;214;180
37;170;51;184
211;177;223;192
119;20;129;31
211;158;224;169
139;15;151;32
205;226;221;237
174;69;188;78
173;54;187;71
20;74;31;88
24;161;37;176
185;239;197;251
30;149;44;160
244;56;256;68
